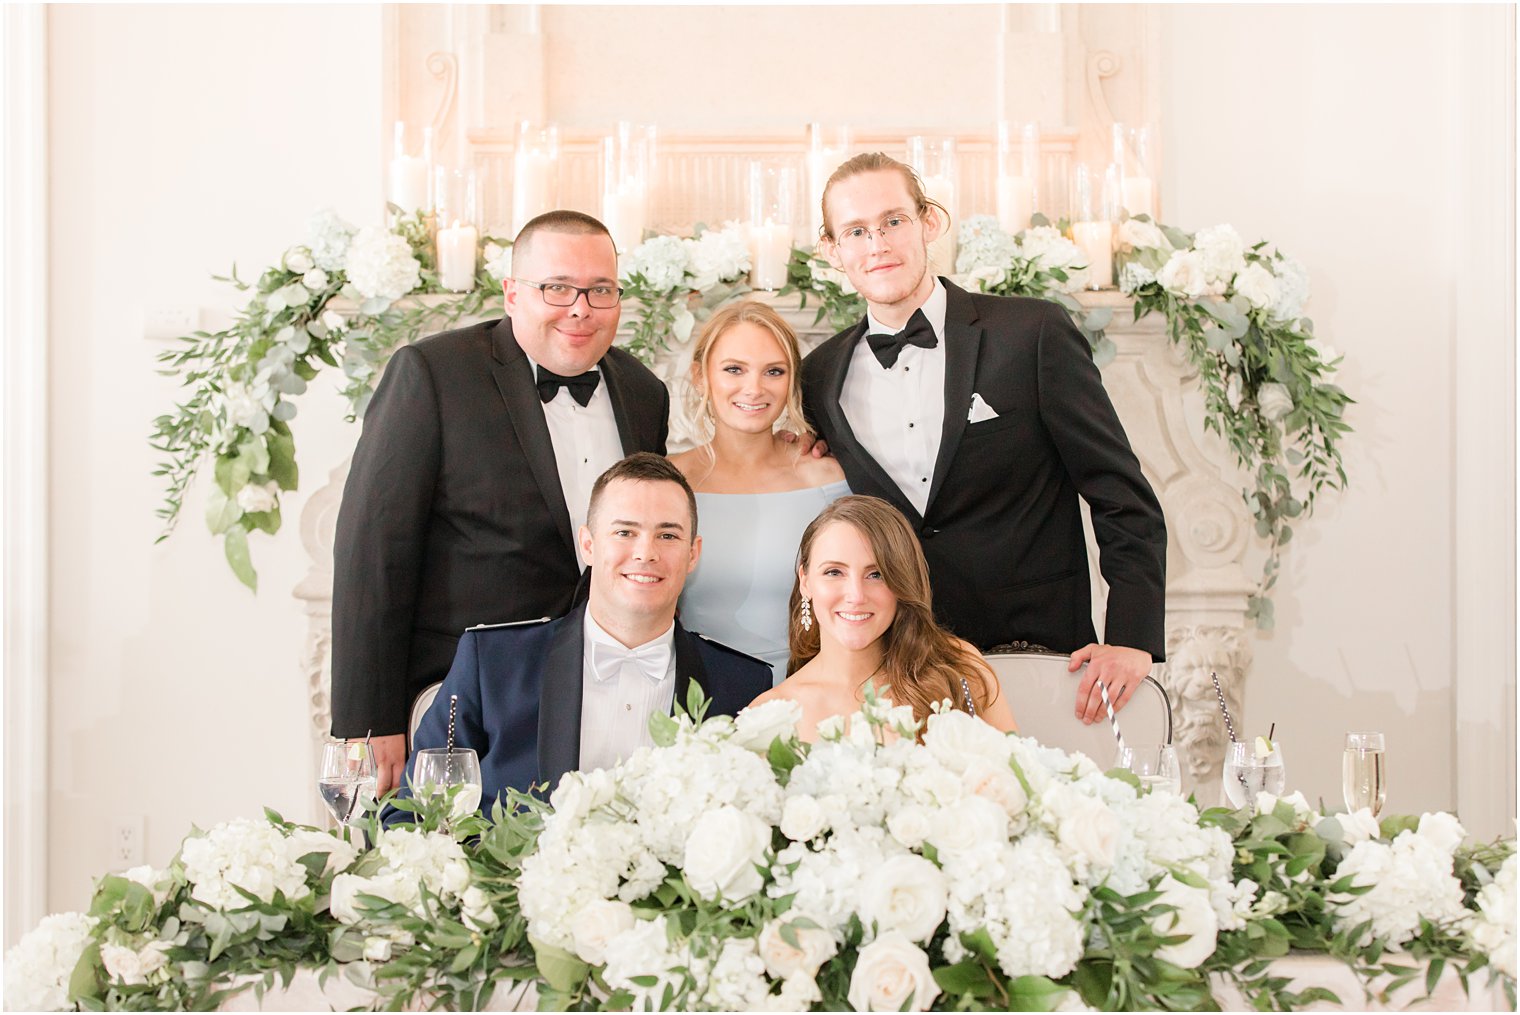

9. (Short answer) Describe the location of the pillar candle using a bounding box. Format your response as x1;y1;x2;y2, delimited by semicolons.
512;151;557;233
390;155;429;213
920;173;957;273
437;220;478;292
1122;175;1155;219
806;148;843;245
748;221;792;291
997;175;1035;235
1071;221;1114;289
602;183;647;253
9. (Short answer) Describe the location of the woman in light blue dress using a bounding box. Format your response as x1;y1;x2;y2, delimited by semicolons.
672;302;849;684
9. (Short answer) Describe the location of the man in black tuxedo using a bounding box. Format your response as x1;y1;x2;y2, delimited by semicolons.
330;211;669;793
403;453;772;811
802;153;1167;723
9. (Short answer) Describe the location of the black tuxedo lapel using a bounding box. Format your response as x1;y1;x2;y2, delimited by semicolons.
490;323;577;558
926;279;984;513
820;320;922;524
601;353;648;455
536;605;586;792
671;624;710;720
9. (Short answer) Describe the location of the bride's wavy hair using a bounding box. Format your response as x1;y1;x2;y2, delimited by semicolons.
786;495;999;734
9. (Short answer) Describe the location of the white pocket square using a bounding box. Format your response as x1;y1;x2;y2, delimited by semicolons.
968;392;1000;423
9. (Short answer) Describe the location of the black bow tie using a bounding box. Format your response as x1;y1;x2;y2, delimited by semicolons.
867;309;938;369
536;367;601;407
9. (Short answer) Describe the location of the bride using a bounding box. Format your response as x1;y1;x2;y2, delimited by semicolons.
750;495;1017;741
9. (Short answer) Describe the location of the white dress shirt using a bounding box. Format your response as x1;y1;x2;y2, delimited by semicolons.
839;278;949;517
525;355;625;562
578;612;677;772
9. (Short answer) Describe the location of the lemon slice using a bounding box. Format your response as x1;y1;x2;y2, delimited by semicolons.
347;742;368;762
1254;735;1275;759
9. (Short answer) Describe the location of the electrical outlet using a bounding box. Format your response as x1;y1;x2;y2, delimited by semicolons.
110;815;145;868
142;306;199;341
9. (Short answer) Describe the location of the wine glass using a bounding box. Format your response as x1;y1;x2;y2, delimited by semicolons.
1221;740;1285;810
1342;731;1387;816
412;747;483;821
1115;744;1183;795
318;741;377;826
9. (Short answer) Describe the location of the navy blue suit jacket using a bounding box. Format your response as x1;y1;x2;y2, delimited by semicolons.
402;603;772;815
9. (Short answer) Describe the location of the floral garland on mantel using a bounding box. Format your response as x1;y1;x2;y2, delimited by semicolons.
4;700;1514;1011
150;210;1349;628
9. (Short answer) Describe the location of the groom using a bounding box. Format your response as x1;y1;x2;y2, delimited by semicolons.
801;152;1167;723
403;453;772;812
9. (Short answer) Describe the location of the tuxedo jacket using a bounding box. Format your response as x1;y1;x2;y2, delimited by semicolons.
404;604;774;809
329;318;670;739
801;279;1167;659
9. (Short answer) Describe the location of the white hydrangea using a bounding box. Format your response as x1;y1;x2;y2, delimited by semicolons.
222;379;275;436
3;912;97;1012
1118;217;1170;253
307;209;357;272
1118;262;1156;294
1330;818;1471;946
692;936;771;1011
599;915;687;1010
955;215;1019;275
1469;853;1516;978
686;224;751;290
1156;249;1219;298
345;226;421;303
1015;226;1088;293
947;832;1087;978
1233;262;1279;311
1268;255;1310;323
620;234;690;292
179;818;331;911
329;827;468;928
1194;223;1247;288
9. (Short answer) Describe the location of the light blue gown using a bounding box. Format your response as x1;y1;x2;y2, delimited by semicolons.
680;480;851;686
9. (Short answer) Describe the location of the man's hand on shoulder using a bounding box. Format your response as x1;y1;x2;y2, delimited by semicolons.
777;429;831;459
1068;644;1153;724
369;733;409;797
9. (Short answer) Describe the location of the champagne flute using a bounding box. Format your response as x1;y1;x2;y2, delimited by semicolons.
1342;732;1387;816
412;747;483;820
1221;740;1285;810
318;741;377;826
1115;744;1183;795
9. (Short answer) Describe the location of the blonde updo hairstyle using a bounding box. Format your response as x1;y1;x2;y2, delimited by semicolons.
685;300;812;445
818;151;951;245
787;495;1000;734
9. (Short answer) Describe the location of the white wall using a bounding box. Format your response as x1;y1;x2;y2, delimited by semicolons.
45;4;381;914
28;2;1515;919
1162;4;1514;831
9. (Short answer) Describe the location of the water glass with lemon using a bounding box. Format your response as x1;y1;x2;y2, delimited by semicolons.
1221;734;1285;810
318;740;377;826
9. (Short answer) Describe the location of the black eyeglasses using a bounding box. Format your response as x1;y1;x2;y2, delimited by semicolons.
514;278;624;309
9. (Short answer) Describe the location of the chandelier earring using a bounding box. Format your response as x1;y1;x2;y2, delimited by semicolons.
798;596;812;632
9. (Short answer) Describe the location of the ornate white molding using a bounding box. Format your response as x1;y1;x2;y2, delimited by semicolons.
3;2;50;945
295;292;1258;789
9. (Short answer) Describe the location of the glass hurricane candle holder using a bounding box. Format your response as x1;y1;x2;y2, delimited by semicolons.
747;161;798;291
435;167;480;292
1070;163;1119;289
388;121;433;217
602;122;655;253
996;120;1040;236
1112;122;1158;220
512;121;559;235
906;135;957;273
806;123;852;246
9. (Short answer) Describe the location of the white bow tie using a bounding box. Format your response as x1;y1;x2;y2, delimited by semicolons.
590;639;671;685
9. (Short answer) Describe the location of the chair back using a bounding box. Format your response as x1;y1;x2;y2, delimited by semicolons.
408;681;443;750
982;650;1172;767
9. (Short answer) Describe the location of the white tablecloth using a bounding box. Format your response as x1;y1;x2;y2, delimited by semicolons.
220;956;1511;1011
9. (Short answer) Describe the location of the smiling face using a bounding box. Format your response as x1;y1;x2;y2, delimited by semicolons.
821;168;943;318
699;320;792;435
503;229;621;376
580;478;701;644
798;520;899;654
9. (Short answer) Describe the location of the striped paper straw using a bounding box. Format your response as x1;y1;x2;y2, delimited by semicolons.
1096;679;1125;750
447;694;458;756
1210;671;1238;743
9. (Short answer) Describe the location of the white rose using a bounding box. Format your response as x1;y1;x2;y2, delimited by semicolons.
1155;250;1216;299
846;931;941;1013
1225;372;1243;411
758;917;837;979
328;873;368;924
1118;217;1169;252
1150;875;1219;969
1194;223;1247;286
137;940;169;978
1416;811;1466;854
733;699;803;752
550;768;615;824
887;804;934;849
283;246;314;274
962;757;1028;819
236;480;281;515
321;309;348;334
1338;808;1382;845
965;265;1006;292
860;854;948;944
1256;382;1294;423
923;709;1011;773
1233;262;1279;310
302;267;330;292
461;886;498;932
682;805;771;902
101;942;147;985
570;898;636;965
815;714;847;741
1057;794;1120;871
780;794;828;842
363;936;392;962
927;794;1009;856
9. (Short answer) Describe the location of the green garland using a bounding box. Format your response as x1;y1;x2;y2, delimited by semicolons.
151;213;1348;628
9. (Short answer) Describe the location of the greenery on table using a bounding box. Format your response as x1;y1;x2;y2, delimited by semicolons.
8;702;1511;1013
150;209;1348;626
